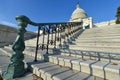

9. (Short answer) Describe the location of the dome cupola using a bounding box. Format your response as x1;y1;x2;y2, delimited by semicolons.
70;3;87;22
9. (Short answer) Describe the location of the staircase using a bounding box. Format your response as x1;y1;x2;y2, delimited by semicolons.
69;25;120;53
0;24;120;80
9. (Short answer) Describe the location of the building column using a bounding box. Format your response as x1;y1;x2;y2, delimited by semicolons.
89;17;93;28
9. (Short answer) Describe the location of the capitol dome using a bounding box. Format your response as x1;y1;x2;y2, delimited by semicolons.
70;3;87;22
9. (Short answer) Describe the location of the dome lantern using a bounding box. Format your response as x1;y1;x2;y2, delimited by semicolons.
76;2;80;8
70;2;87;22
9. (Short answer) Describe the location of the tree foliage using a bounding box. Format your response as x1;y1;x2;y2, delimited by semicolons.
116;6;120;24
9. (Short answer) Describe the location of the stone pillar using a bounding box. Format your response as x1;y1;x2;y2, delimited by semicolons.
89;17;93;28
83;25;85;29
82;20;85;29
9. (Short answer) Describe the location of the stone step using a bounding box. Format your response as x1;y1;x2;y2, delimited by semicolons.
69;45;120;53
29;61;103;80
1;45;103;80
13;73;34;80
82;29;120;31
44;54;120;80
0;47;12;57
78;35;120;38
84;30;120;33
81;33;120;37
24;29;83;45
69;44;120;48
85;27;120;31
81;31;120;34
75;39;120;43
0;42;11;47
0;50;10;74
71;43;120;47
78;34;120;37
61;50;120;64
85;30;120;32
1;45;58;60
76;38;120;41
93;24;120;28
72;42;120;47
77;37;120;40
83;30;120;34
77;36;120;39
0;46;45;60
74;42;120;45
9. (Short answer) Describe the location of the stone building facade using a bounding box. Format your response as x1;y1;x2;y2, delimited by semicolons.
70;3;116;29
0;24;37;47
69;3;93;29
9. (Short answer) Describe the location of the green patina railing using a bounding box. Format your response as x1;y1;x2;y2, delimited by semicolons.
1;15;82;80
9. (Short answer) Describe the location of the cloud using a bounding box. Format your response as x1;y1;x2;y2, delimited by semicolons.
0;21;17;28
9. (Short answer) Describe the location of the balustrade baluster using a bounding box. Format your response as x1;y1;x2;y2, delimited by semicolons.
54;25;57;48
46;25;50;54
50;26;54;45
34;26;41;62
41;28;45;50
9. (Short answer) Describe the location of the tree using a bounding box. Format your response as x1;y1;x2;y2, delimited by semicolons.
116;6;120;24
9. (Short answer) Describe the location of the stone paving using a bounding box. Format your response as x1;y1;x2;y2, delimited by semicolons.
0;50;10;74
13;73;34;80
44;54;120;80
0;50;35;80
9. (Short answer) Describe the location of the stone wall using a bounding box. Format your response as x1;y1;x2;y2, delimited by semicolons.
0;24;37;47
94;20;116;27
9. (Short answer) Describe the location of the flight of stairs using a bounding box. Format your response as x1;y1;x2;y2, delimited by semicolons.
0;24;120;80
69;25;120;53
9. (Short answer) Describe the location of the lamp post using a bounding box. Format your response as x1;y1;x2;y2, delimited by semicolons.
2;15;31;79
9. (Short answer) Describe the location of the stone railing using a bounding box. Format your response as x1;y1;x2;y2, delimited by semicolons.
94;20;116;27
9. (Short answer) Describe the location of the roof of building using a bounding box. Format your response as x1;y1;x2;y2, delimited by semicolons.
70;3;87;22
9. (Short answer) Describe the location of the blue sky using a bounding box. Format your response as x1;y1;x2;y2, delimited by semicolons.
0;0;119;31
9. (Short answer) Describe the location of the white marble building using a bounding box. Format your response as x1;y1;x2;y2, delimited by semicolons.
69;3;93;29
69;3;116;29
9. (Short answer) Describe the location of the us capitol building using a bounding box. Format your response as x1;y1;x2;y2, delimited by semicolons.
70;3;116;29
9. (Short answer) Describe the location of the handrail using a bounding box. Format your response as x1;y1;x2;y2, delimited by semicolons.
15;15;82;62
16;15;81;26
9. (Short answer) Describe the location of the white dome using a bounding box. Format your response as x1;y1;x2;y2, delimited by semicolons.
70;3;87;22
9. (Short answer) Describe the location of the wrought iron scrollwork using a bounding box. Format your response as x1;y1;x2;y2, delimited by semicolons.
39;43;47;50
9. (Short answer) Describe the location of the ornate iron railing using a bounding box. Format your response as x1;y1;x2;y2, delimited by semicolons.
12;15;82;62
33;22;82;62
1;15;83;79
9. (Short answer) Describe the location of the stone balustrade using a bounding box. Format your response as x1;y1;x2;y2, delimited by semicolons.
0;24;37;47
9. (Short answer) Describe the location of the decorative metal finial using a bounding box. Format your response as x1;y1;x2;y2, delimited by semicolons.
76;2;80;8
